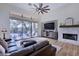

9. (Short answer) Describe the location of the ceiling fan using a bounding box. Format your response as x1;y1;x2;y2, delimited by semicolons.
28;3;50;14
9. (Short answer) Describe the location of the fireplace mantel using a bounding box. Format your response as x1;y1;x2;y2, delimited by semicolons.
60;24;79;28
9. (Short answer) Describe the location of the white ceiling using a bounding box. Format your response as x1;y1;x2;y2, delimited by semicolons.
9;3;70;12
9;3;70;21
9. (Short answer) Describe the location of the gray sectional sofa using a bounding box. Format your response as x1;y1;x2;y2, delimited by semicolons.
1;37;57;56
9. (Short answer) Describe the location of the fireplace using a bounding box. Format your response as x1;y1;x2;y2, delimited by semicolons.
63;33;77;41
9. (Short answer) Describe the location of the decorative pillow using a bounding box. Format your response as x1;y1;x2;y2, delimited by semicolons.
21;40;37;47
0;44;5;56
0;38;8;50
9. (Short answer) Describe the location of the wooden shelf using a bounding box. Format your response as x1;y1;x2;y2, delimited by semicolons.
60;25;79;28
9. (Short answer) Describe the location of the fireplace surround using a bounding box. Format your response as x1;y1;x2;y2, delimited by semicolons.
58;27;79;45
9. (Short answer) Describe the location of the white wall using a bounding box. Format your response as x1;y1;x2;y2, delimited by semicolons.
0;4;41;39
40;4;79;22
9;4;41;22
9;4;42;37
0;4;9;39
57;4;79;45
1;3;79;40
40;4;79;43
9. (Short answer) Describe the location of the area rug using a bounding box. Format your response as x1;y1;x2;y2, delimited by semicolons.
52;45;62;52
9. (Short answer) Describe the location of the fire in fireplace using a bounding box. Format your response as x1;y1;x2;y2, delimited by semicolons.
63;33;77;41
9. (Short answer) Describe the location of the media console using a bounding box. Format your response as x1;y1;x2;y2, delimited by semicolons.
41;30;58;40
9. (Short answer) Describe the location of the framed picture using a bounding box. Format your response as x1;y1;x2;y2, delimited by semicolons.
65;17;74;25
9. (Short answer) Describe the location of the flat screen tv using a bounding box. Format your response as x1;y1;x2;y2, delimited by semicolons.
44;22;55;30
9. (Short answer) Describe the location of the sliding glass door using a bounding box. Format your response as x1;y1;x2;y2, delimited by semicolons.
22;21;31;38
10;18;38;40
10;19;23;40
32;22;38;37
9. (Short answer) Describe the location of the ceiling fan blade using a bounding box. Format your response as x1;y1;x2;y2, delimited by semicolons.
39;3;43;8
41;11;44;14
38;11;41;14
33;4;38;9
44;9;50;10
28;3;32;6
43;5;49;8
43;10;48;13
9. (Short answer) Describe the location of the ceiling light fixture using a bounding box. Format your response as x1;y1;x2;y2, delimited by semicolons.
28;3;50;15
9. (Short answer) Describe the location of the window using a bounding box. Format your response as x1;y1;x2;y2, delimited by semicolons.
22;21;31;38
32;22;38;37
10;19;23;40
10;18;38;40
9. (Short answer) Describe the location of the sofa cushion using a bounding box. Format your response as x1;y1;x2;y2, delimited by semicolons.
0;45;5;56
33;40;49;51
30;44;55;56
8;45;34;56
27;37;49;51
21;40;37;47
0;38;8;50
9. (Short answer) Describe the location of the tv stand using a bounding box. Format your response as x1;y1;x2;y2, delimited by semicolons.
41;30;58;40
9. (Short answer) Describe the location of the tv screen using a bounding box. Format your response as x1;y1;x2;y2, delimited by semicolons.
44;22;55;30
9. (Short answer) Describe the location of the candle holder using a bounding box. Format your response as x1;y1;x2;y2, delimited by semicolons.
1;29;7;39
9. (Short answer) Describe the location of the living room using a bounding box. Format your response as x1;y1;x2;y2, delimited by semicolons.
0;3;79;56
